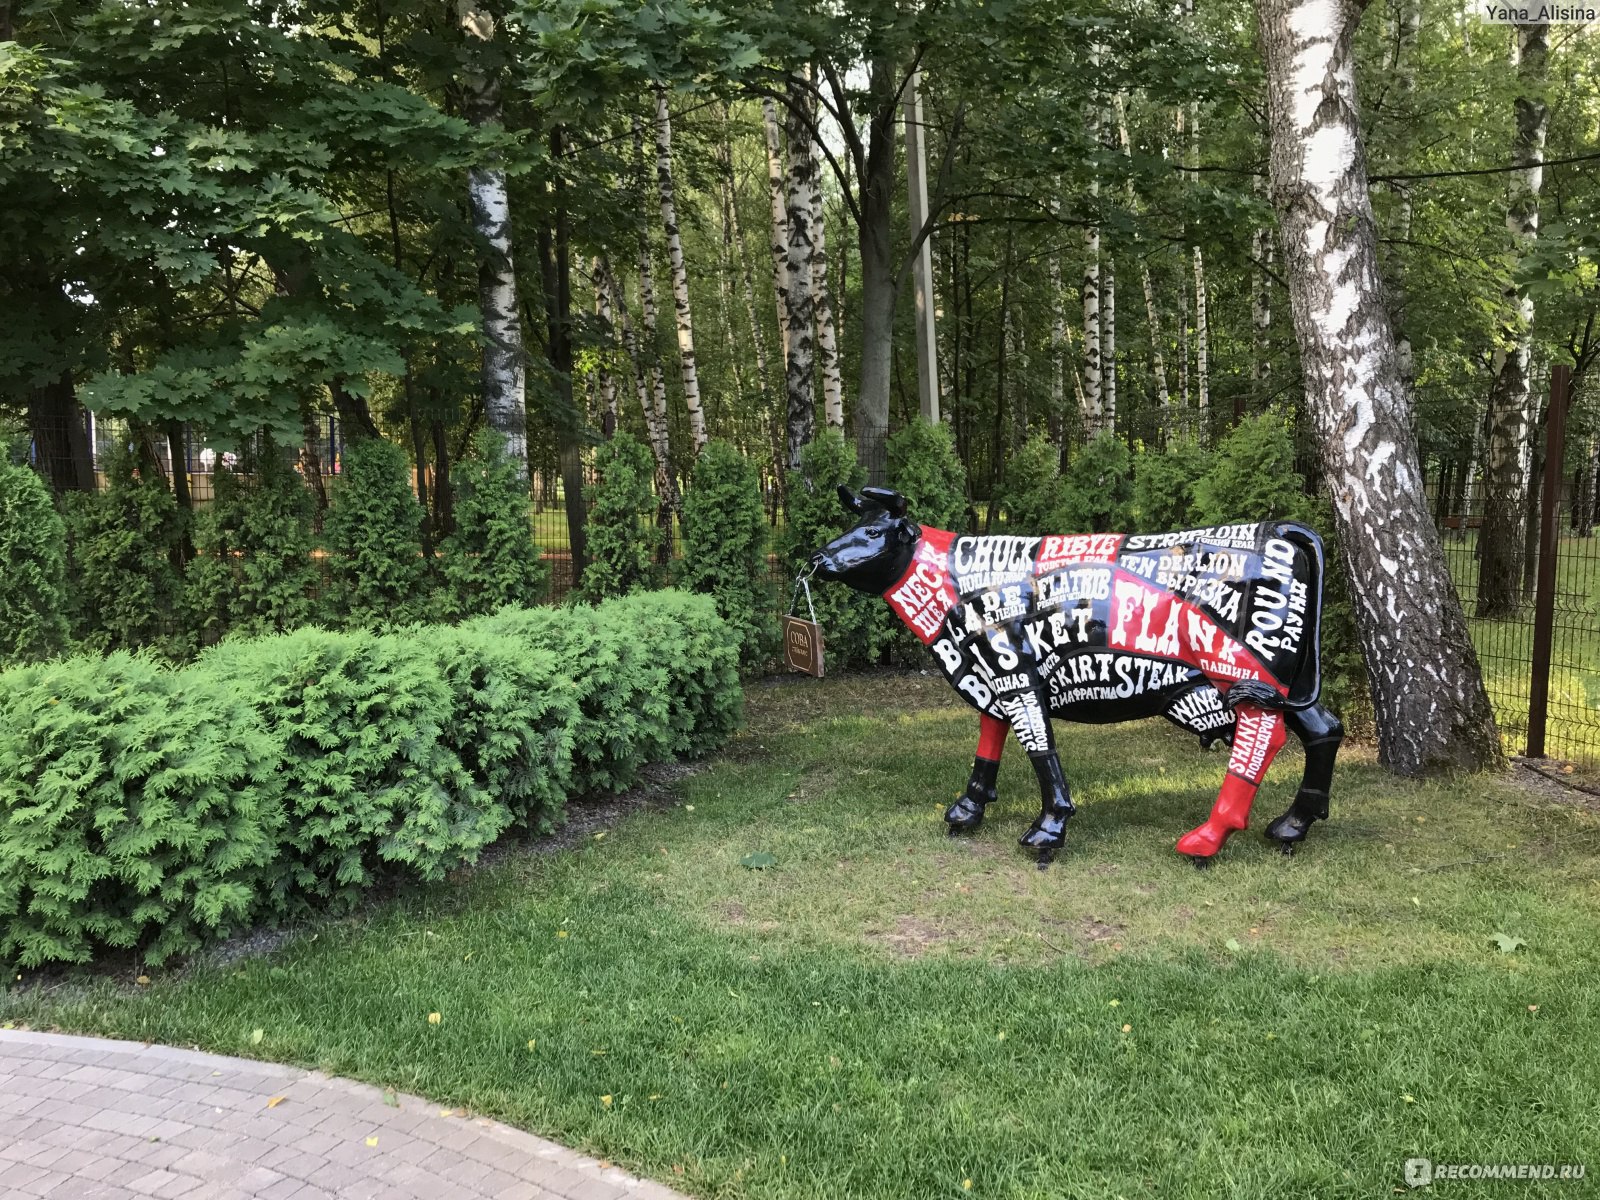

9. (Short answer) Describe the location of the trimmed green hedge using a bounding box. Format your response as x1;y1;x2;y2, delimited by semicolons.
0;591;740;967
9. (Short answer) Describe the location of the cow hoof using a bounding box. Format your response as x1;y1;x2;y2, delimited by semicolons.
1018;824;1066;852
944;796;986;833
1263;811;1314;845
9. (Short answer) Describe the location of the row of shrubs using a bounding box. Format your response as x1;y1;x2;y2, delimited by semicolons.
0;590;740;968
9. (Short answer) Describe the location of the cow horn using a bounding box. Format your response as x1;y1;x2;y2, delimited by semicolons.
837;485;866;515
860;486;908;518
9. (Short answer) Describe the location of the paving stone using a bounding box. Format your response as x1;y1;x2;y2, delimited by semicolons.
1;1030;687;1200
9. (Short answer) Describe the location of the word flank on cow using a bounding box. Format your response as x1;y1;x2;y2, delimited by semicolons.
811;487;1344;867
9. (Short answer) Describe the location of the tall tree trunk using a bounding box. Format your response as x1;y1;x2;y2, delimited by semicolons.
1103;253;1117;434
783;77;818;471
854;55;899;484
1193;244;1210;430
1048;196;1067;439
591;257;618;437
653;88;708;455
1258;0;1501;773
762;99;792;363
629;125;682;519
27;370;94;494
811;135;844;430
1252;172;1274;397
459;1;528;477
1081;54;1104;437
1475;21;1549;618
1113;96;1171;413
1387;0;1420;402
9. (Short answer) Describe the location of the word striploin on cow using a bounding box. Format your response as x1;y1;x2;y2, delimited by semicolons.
809;486;1343;866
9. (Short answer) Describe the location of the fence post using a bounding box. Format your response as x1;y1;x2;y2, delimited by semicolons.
1526;363;1572;760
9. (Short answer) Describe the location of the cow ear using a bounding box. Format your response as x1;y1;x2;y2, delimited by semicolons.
860;486;908;518
837;485;866;515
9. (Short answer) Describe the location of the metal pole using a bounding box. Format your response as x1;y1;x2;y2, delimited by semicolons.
904;70;940;424
1526;363;1571;759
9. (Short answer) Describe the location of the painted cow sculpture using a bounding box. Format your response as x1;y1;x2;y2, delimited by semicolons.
809;486;1343;865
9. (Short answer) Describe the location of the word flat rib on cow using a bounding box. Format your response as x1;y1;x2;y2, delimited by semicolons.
809;486;1343;866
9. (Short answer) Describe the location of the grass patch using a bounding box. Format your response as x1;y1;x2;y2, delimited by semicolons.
7;674;1600;1198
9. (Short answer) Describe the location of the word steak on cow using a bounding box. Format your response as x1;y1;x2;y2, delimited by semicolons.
809;486;1343;866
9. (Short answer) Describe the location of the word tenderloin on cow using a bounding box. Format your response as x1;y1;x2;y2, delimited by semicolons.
809;486;1344;867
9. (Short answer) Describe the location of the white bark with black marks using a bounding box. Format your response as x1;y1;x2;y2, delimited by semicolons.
762;99;792;363
591;256;618;433
811;135;844;429
783;79;818;470
630;119;680;513
654;88;707;454
459;0;527;477
1475;21;1548;617
1258;0;1501;773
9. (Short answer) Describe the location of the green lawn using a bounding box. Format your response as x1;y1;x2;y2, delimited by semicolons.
9;674;1599;1198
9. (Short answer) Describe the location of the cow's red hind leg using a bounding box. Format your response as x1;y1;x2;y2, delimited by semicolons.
946;714;1008;834
1176;706;1287;860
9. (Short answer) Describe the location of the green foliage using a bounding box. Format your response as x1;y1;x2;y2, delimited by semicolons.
409;623;578;835
602;591;743;758
777;429;894;670
185;439;319;645
679;440;774;669
438;429;548;619
997;434;1061;531
0;462;70;667
581;432;661;601
1059;432;1134;533
63;440;188;658
323;437;429;629
1132;438;1212;531
1192;413;1311;525
0;654;283;967
200;627;476;913
887;421;969;532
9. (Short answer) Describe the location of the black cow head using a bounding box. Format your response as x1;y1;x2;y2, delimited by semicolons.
809;486;920;594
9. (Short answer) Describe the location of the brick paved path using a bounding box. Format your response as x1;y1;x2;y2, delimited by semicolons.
0;1030;689;1200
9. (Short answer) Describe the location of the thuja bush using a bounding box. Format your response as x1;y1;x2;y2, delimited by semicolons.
581;431;660;601
1132;437;1212;531
887;420;968;532
471;603;662;795
186;439;318;645
998;433;1061;531
200;627;478;913
777;428;895;669
0;461;70;666
1058;431;1134;533
678;439;773;669
63;440;188;658
0;654;283;966
323;436;428;629
438;429;548;619
409;622;577;835
602;591;743;758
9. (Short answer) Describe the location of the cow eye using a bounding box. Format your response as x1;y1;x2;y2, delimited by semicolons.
865;526;882;536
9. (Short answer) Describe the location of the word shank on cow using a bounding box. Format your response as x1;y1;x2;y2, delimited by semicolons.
811;486;1344;866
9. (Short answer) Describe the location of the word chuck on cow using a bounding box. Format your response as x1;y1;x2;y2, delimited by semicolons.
809;486;1343;866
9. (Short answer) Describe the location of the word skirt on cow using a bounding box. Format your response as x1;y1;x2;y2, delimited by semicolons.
810;487;1344;867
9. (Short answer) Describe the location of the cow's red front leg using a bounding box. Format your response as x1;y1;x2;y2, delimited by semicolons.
945;714;1008;834
1175;706;1287;860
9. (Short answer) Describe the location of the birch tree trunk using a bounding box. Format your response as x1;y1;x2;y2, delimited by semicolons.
654;87;708;455
811;135;844;429
1184;6;1210;432
459;0;527;477
1113;96;1170;410
1475;21;1549;618
762;99;791;363
723;131;785;510
1258;0;1501;773
631;119;680;514
1251;184;1274;396
1048;196;1067;435
591;256;618;437
783;78;818;469
1103;254;1117;433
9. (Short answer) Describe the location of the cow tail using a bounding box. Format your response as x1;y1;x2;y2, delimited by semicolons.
1270;520;1325;710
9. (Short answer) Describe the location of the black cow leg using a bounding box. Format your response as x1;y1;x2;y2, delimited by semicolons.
946;756;999;834
1019;752;1075;852
1265;704;1343;849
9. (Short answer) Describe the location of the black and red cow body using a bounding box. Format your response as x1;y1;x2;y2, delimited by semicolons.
810;487;1344;864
